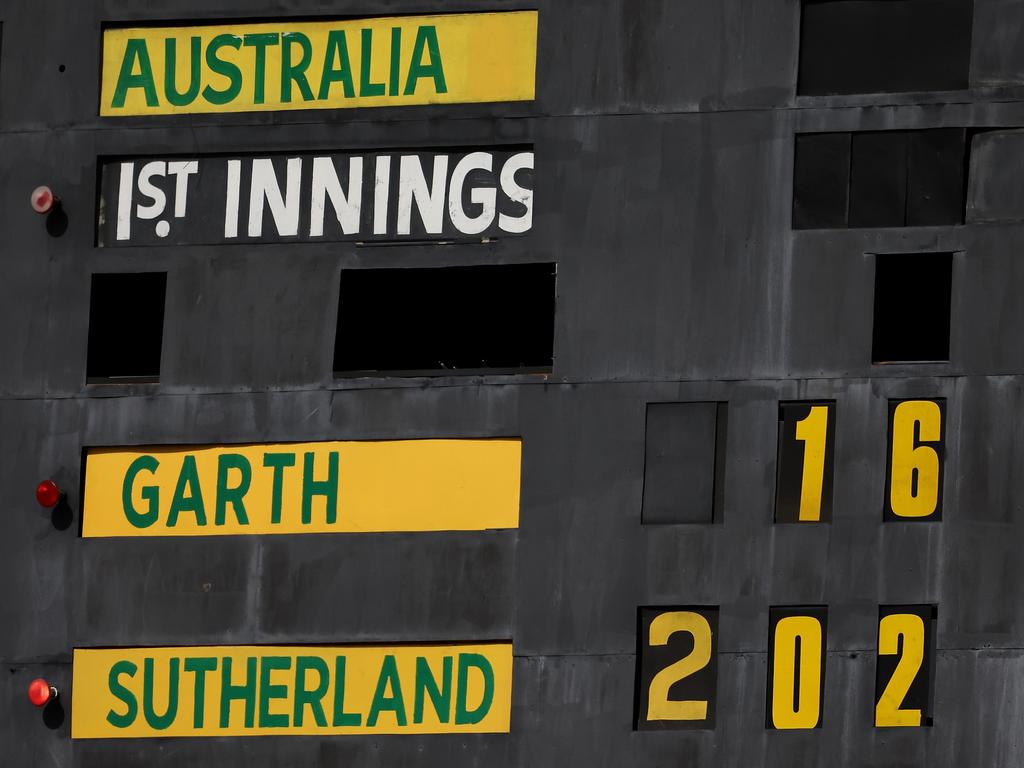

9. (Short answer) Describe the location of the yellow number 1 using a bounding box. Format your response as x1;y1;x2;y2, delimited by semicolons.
794;406;829;522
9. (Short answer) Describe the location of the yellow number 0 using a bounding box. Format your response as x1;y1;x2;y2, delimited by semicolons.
890;400;942;518
794;406;829;521
646;611;712;721
876;613;925;727
771;616;823;729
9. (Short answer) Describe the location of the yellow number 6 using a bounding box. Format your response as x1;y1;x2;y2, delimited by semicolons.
889;400;942;519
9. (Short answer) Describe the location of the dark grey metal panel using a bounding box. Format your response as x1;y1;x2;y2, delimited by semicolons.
1;379;1024;761
2;0;1024;765
966;128;1024;222
256;533;516;642
641;402;719;524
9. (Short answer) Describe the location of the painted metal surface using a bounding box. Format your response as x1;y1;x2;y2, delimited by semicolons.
3;0;1024;765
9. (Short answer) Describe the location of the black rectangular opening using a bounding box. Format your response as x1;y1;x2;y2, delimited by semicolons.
86;272;167;383
333;263;556;377
872;253;952;363
793;129;967;229
798;0;973;96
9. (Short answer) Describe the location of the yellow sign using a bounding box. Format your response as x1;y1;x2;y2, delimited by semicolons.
82;439;521;537
100;12;538;116
72;643;513;738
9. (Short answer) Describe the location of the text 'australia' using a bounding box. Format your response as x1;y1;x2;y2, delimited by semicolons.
99;13;538;116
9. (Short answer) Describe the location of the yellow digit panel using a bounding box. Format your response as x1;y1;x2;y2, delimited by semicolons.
71;643;513;738
888;400;942;519
100;12;538;116
82;439;521;537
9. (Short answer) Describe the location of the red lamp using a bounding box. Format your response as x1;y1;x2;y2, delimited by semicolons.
27;678;57;708
36;480;60;508
30;186;56;214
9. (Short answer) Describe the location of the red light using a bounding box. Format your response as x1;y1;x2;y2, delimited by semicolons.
30;186;55;214
36;480;60;508
27;678;55;708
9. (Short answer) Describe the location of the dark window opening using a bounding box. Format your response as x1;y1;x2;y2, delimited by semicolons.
872;253;952;363
333;263;556;377
798;0;974;96
641;402;728;525
793;129;966;229
86;272;166;383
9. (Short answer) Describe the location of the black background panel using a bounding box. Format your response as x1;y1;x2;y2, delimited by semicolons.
635;607;720;730
775;401;837;524
906;129;967;226
849;132;909;228
642;402;726;524
793;133;851;229
86;272;167;382
766;606;829;730
333;263;556;376
795;129;967;229
798;0;974;95
872;253;953;363
875;605;937;726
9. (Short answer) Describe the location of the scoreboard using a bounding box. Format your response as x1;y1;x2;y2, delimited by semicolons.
3;1;1024;766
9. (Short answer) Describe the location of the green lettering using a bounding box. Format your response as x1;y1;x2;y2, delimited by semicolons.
404;26;447;96
243;33;279;104
202;34;243;106
389;27;401;96
111;38;158;108
414;656;452;724
332;656;362;726
167;455;207;528
258;656;292;728
263;452;296;524
455;653;494;724
164;37;201;107
293;656;329;728
215;453;252;526
106;660;138;728
366;654;407;727
318;30;355;100
142;657;179;730
359;28;386;97
220;656;257;728
122;454;160;529
281;32;314;103
301;451;338;525
184;657;217;728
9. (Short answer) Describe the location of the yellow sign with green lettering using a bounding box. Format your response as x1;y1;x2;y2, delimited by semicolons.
72;643;513;738
82;439;521;537
100;12;538;116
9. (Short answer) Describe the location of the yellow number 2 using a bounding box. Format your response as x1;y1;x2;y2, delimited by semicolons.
876;613;925;727
794;406;829;521
646;611;712;722
889;400;942;518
